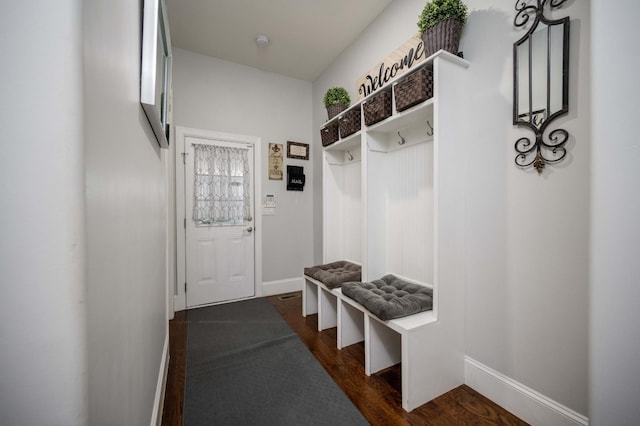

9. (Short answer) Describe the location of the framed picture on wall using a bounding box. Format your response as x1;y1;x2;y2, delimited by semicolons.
269;143;283;180
140;0;172;148
287;141;309;160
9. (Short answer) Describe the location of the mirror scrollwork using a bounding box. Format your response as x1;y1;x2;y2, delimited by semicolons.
513;0;570;174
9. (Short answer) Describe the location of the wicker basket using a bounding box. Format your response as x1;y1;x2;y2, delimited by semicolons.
327;104;347;120
320;123;339;147
338;108;361;138
394;68;433;112
363;91;392;126
422;18;463;58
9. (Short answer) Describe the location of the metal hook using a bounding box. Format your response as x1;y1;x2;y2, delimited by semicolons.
397;131;406;145
346;150;354;161
426;120;434;136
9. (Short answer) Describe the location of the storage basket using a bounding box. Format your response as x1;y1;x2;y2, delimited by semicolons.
422;18;463;58
394;68;433;112
363;91;392;126
320;123;339;146
327;104;347;120
338;108;361;138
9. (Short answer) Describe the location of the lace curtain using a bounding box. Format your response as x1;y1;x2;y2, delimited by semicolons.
192;144;250;225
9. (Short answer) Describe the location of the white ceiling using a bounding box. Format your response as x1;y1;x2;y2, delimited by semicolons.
165;0;393;82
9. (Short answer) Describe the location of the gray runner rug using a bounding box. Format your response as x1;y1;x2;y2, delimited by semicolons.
184;297;368;425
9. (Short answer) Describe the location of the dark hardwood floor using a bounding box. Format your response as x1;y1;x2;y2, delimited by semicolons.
161;309;187;426
161;293;528;425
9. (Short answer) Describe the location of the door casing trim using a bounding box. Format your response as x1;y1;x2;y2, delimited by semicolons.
175;126;263;311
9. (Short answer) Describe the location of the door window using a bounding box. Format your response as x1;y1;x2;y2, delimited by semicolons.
192;144;250;226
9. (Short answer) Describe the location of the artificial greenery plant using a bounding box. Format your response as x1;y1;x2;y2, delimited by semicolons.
323;87;351;108
417;0;468;35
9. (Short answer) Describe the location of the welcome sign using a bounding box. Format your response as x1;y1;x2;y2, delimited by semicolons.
356;33;427;100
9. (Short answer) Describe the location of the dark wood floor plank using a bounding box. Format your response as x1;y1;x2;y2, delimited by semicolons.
161;293;528;425
161;310;187;426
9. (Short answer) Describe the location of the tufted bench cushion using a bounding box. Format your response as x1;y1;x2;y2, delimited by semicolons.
341;274;433;321
304;261;362;289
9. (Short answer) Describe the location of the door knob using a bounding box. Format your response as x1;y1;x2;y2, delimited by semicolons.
246;226;253;233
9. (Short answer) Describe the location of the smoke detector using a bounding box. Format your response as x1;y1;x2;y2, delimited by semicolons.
256;35;270;47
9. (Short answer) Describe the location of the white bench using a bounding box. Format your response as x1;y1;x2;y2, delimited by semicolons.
302;275;340;331
303;273;440;411
335;287;437;411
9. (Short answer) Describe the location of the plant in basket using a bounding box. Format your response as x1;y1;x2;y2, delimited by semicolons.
418;0;468;58
324;87;351;120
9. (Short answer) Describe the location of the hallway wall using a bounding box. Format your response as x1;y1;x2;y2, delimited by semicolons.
0;1;87;423
2;1;170;423
83;0;169;424
590;0;640;423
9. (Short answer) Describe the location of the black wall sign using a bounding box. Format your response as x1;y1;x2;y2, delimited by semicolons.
287;165;305;191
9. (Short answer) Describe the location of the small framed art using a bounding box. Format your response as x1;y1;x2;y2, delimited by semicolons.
287;141;309;160
269;143;283;180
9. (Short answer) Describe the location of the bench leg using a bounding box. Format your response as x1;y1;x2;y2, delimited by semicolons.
318;288;337;331
365;315;401;375
302;277;318;317
337;299;364;349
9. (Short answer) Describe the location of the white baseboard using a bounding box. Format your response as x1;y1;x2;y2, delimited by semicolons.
262;277;303;297
464;356;588;426
150;332;170;426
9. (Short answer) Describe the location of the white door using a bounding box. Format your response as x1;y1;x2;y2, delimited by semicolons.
184;136;255;307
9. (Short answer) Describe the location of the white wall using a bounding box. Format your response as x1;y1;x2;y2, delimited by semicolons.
463;0;590;416
590;0;640;423
1;1;169;423
0;2;87;424
313;0;590;417
83;0;168;424
172;48;314;284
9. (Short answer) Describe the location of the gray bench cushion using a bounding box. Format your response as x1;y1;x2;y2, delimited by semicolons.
304;261;361;289
341;274;433;321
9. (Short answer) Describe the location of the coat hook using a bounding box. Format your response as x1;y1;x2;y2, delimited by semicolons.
346;150;354;161
397;131;406;145
426;120;434;136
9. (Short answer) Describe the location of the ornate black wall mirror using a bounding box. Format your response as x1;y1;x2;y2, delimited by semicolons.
513;0;570;173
